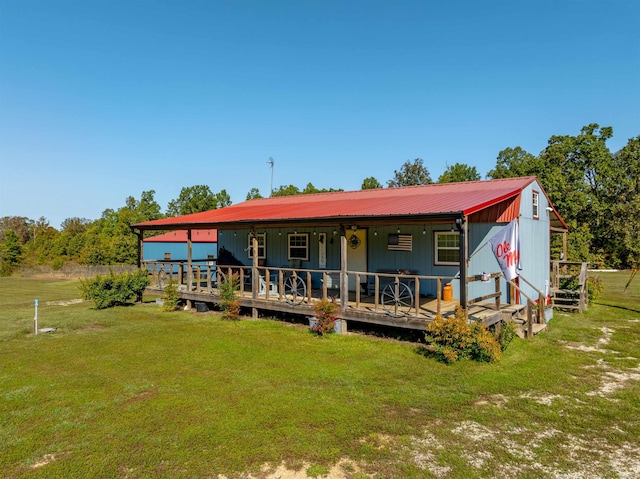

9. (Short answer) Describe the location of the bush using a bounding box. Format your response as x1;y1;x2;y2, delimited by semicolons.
80;269;150;309
311;298;341;336
421;307;503;364
162;280;181;312
495;320;517;351
219;274;241;320
51;257;64;270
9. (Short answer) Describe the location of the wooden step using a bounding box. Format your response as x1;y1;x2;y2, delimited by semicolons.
515;322;547;338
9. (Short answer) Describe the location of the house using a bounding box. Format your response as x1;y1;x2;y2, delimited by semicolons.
132;177;567;331
143;229;217;263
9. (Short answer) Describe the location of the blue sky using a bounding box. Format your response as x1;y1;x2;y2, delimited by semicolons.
1;0;638;229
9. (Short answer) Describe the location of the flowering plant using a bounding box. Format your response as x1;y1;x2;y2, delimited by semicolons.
311;298;341;336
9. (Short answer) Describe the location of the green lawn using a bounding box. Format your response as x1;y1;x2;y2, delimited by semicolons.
1;273;639;478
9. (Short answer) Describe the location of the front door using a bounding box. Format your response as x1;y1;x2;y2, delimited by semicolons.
346;229;367;291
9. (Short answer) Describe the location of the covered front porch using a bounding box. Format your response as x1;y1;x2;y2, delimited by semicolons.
143;260;523;331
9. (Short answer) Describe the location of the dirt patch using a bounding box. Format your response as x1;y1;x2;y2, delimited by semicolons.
563;326;617;354
216;458;364;479
45;299;84;306
585;362;640;399
29;452;70;469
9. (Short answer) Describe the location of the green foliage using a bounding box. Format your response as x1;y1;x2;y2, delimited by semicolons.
560;274;604;302
166;185;208;215
495;321;517;351
162;280;181;311
219;274;241;320
271;183;343;197
437;162;481;183
1;230;22;264
387;158;432;187
361;176;382;189
421;307;502;363
311;298;341;336
51;257;64;270
246;187;263;200
488;125;640;268
79;269;150;309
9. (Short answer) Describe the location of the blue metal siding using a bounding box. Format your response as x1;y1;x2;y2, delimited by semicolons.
218;197;553;306
466;180;552;305
143;242;217;262
518;181;551;301
468;223;509;302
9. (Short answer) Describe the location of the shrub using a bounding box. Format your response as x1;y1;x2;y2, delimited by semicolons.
51;257;64;270
587;275;604;301
219;274;241;320
162;280;181;312
495;320;517;351
80;269;150;309
311;298;341;336
422;307;502;363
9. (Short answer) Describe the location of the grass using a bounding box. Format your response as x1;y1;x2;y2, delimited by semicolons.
0;273;639;478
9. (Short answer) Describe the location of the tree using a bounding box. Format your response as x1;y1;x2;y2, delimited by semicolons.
166;185;218;216
0;230;22;275
487;124;640;268
437;163;481;183
246;188;263;200
361;177;382;189
387;158;432;187
486;147;542;179
603;136;640;266
215;189;232;208
61;217;92;236
0;216;32;244
271;184;301;197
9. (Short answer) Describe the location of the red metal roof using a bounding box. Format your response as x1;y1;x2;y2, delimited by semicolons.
134;177;567;230
144;229;217;243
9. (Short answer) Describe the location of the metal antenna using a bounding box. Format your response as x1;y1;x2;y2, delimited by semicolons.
267;157;274;195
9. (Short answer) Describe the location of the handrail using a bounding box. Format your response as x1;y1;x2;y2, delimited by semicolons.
506;277;546;338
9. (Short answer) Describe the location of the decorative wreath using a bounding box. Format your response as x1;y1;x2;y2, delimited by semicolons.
349;233;361;249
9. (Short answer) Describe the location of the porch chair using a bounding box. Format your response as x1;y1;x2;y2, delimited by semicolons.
258;273;279;296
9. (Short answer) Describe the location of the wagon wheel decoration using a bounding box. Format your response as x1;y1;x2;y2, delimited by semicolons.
208;269;228;294
381;281;413;317
283;274;307;306
158;267;167;288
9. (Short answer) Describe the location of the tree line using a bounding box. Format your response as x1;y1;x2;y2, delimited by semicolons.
1;123;638;275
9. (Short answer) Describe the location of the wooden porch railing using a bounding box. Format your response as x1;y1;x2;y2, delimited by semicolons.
143;260;469;319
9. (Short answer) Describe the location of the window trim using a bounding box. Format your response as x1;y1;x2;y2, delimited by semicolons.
434;231;460;266
287;233;309;261
247;233;266;260
532;190;540;220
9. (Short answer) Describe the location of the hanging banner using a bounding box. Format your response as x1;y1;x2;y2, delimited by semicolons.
488;220;522;281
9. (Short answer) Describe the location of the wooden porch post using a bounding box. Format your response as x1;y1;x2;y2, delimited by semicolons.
339;225;348;311
251;228;259;319
135;229;143;303
457;216;468;315
186;229;193;310
136;230;143;269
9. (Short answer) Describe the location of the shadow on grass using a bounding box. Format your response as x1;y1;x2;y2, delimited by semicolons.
592;301;640;314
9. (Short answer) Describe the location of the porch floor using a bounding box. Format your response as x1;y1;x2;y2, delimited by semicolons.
148;284;507;331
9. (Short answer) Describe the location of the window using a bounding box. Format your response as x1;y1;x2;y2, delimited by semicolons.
247;233;266;259
435;231;460;265
288;233;309;261
532;190;540;219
